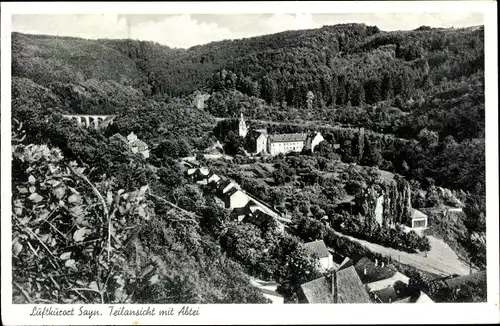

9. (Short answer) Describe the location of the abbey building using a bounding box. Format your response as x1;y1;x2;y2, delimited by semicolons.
238;113;324;156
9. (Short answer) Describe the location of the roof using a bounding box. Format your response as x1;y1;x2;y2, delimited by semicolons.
300;277;334;303
393;291;435;304
411;208;428;220
365;271;410;292
336;266;372;303
129;139;148;148
446;208;466;220
354;257;397;284
269;133;308;143
226;187;242;198
373;286;398;303
199;167;210;176
338;257;354;271
304;240;330;259
444;270;486;289
415;291;435;303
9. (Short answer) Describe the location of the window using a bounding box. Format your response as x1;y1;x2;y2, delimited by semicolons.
413;220;426;228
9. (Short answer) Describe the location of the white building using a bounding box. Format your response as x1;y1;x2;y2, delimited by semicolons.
237;114;324;156
268;133;308;155
238;112;248;138
304;240;334;272
127;132;149;159
410;208;428;229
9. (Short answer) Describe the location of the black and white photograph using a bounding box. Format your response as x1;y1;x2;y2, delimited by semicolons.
1;1;498;325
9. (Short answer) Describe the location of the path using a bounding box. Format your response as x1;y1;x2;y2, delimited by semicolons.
333;231;471;277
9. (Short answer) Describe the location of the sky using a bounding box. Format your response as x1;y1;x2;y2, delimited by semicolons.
12;13;484;49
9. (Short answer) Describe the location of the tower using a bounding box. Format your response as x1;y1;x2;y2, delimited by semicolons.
238;112;248;138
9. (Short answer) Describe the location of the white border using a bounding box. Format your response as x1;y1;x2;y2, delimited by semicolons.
1;2;499;325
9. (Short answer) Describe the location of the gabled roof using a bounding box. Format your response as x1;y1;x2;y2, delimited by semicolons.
304;240;330;259
300;277;334;303
411;208;428;220
269;133;308;143
338;257;354;271
365;271;410;292
444;270;486;289
336;266;372;303
129;139;148;149
354;257;397;284
225;187;240;197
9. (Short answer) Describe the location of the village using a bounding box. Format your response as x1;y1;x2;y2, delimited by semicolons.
57;109;482;305
65;110;481;305
8;11;491;318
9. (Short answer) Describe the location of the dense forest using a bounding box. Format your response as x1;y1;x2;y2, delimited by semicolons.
11;23;486;304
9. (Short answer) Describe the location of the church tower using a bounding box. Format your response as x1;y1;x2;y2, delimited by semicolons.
238;112;248;138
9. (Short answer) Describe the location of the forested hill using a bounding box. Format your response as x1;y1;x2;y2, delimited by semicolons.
12;23;483;107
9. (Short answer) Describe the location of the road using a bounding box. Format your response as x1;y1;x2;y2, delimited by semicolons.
333;231;471;277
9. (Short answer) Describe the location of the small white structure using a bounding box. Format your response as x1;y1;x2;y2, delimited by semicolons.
303;240;334;272
308;132;325;153
411;208;428;229
365;271;410;292
127;132;149;159
224;188;250;209
255;133;268;154
239;112;248;138
207;173;221;185
374;195;385;225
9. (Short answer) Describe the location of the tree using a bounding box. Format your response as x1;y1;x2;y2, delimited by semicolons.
275;244;320;298
306;91;315;110
418;128;439;148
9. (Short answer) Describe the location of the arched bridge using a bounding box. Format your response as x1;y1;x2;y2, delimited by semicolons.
62;115;117;130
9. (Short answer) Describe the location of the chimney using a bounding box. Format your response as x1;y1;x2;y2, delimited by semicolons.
381;261;385;268
375;259;378;267
332;270;338;303
363;268;367;275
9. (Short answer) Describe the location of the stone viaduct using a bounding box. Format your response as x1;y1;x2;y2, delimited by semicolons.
62;115;117;130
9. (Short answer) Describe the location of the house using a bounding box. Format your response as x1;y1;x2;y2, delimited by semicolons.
256;132;268;154
305;131;325;153
372;286;398;303
410;208;428;229
365;271;410;292
335;266;372;303
299;276;334;303
444;207;465;223
127;132;149;159
393;291;435;303
354;257;397;284
299;266;371;304
304;240;334;272
221;179;238;195
207;173;222;185
444;270;486;289
223;188;250;209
